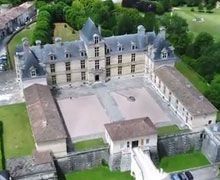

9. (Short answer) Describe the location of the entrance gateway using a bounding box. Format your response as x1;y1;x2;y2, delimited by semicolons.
95;75;99;81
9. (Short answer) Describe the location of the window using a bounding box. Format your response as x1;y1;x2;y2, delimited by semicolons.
95;47;99;57
146;139;149;144
65;53;71;58
208;120;212;124
118;66;122;75
51;75;56;85
158;80;161;88
141;139;144;146
50;55;55;60
161;52;167;59
66;73;71;82
65;62;71;71
131;53;135;62
106;48;110;54
31;69;36;77
50;64;55;73
127;141;130;148
81;60;85;69
81;51;86;57
163;85;166;94
81;72;86;81
131;65;135;73
94;35;99;44
95;60;99;70
131;45;135;50
106;68;111;77
118;55;122;64
106;57;110;66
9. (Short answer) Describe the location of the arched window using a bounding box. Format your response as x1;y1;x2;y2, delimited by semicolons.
93;34;99;44
30;68;36;77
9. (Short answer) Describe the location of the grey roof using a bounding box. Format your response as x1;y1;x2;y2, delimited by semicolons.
80;17;101;42
155;66;218;116
105;117;156;141
22;49;46;79
7;153;56;179
16;18;177;68
24;84;67;143
31;40;86;63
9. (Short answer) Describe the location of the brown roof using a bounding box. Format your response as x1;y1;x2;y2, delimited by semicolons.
155;66;218;116
24;84;67;143
104;117;156;141
0;2;33;30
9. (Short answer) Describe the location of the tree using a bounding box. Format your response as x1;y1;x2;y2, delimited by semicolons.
205;74;220;109
193;32;214;58
160;14;190;54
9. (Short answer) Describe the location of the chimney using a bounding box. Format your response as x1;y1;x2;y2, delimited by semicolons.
159;26;166;39
22;37;30;52
55;37;62;46
98;25;101;34
137;25;145;35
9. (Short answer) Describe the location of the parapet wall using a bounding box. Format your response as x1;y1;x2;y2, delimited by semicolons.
158;131;203;158
55;147;109;174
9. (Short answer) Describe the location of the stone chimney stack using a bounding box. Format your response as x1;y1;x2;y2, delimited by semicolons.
55;37;62;47
98;25;101;34
159;26;166;39
22;37;30;52
137;25;146;35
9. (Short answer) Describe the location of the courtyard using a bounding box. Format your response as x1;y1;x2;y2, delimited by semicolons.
56;77;184;141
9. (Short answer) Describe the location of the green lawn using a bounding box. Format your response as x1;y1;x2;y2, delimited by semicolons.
0;103;34;159
160;152;210;172
157;125;188;137
53;23;79;42
175;59;209;94
173;7;220;42
65;166;133;180
74;138;108;152
7;23;36;69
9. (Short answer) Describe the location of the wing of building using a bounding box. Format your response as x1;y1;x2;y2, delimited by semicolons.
23;84;67;156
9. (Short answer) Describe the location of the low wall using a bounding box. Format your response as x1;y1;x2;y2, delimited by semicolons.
55;147;109;174
158;131;203;158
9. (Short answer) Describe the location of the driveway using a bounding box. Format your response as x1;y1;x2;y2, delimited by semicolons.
190;166;219;180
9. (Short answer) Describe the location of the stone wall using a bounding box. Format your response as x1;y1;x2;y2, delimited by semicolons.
55;147;109;174
158;131;203;158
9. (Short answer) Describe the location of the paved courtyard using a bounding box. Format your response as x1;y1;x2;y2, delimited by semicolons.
56;76;185;140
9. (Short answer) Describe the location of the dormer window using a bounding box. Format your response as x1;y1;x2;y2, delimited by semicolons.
65;53;71;58
131;42;136;50
80;50;86;57
117;42;122;51
161;52;168;59
50;55;55;60
30;68;36;77
93;34;99;44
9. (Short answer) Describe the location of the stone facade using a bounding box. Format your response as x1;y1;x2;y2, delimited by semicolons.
55;147;109;173
202;123;220;163
158;131;203;158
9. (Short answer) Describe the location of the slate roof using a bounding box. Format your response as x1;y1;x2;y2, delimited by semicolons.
31;40;86;63
21;49;46;79
7;154;56;179
80;17;101;42
24;84;67;143
105;117;156;141
155;66;218;116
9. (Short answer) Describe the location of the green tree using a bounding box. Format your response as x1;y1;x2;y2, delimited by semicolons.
160;14;190;54
193;32;214;58
205;74;220;109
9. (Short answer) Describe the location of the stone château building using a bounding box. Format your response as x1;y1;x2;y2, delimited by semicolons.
14;18;217;130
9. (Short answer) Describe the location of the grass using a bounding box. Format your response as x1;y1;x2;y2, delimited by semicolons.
65;166;133;180
173;7;220;42
157;125;188;137
7;23;36;69
53;23;79;42
0;103;34;159
160;152;210;172
74;138;108;152
175;59;209;94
